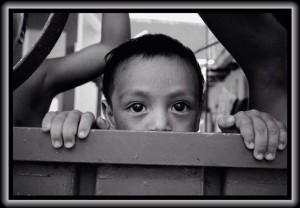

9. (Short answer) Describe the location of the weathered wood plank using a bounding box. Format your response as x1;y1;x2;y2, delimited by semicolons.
95;165;203;195
223;168;288;195
13;163;77;196
13;127;287;169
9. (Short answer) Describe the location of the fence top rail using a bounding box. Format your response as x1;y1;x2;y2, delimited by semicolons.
13;127;287;169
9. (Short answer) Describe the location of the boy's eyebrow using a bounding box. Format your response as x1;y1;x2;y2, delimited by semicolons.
168;92;196;99
118;90;151;100
165;90;199;103
118;88;198;100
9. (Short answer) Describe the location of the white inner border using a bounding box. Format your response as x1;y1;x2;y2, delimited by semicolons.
3;1;298;207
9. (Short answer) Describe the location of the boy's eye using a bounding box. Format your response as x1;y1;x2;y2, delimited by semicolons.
128;103;146;113
172;102;189;112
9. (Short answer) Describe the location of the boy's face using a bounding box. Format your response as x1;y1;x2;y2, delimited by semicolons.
104;55;201;132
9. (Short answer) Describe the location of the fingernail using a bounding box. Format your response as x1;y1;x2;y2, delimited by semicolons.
65;141;74;149
247;142;254;149
42;124;49;131
278;143;286;150
53;141;61;148
227;116;235;123
78;131;85;138
99;119;108;128
255;152;264;160
97;117;102;124
265;153;275;160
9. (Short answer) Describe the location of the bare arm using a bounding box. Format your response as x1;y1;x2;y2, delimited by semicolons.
199;13;288;124
13;13;130;127
44;13;131;94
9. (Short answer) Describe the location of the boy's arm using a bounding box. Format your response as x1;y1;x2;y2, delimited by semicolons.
199;13;287;124
13;13;130;127
44;13;131;94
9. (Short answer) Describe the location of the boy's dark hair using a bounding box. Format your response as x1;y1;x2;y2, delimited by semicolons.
102;33;205;108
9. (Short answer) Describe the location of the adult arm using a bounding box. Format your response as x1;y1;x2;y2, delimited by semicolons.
199;12;288;124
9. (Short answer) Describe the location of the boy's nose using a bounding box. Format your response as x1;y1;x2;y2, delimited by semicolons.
149;110;172;131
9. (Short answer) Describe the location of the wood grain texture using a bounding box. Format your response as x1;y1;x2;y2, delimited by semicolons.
95;165;204;196
13;127;287;169
13;163;77;196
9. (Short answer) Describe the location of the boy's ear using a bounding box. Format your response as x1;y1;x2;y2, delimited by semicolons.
102;100;116;129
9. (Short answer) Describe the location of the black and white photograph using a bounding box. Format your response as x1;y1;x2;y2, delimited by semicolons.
2;1;298;207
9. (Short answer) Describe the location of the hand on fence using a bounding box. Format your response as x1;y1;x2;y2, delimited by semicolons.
217;109;287;161
41;110;110;149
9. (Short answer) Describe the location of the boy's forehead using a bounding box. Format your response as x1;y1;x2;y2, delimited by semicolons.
113;55;199;95
117;54;194;74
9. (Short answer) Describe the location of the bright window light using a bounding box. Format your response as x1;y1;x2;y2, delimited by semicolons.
133;30;149;38
197;59;215;66
130;13;204;24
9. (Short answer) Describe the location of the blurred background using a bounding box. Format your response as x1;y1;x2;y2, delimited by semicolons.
13;13;249;133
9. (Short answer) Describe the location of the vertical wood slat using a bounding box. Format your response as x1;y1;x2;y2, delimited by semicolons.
95;165;204;196
13;163;78;196
223;168;288;195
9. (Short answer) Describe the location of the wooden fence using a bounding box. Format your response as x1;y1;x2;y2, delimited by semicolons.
12;127;289;197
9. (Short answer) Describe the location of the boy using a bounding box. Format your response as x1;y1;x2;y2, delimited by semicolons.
13;13;130;127
42;34;287;161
